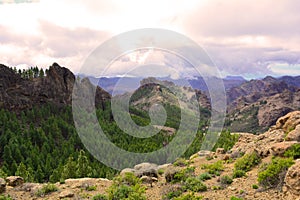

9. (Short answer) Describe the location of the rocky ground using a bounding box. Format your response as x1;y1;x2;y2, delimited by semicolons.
1;111;300;200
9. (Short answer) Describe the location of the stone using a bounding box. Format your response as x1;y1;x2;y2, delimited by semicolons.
216;148;225;154
222;154;231;161
285;124;300;142
164;166;181;183
270;141;298;156
198;150;214;157
120;168;136;176
0;178;6;193
134;163;158;178
6;176;24;187
285;159;300;196
276;111;300;132
157;164;172;172
59;189;74;199
140;176;158;187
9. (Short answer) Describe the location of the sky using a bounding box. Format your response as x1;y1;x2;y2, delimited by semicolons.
0;0;300;79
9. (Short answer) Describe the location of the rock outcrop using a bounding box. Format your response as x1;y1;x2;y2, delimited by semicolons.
285;159;300;196
0;63;111;111
231;111;300;157
5;176;24;187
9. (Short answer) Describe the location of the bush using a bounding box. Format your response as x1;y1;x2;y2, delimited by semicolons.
173;167;195;183
184;177;207;192
198;173;212;181
284;144;300;159
163;185;183;200
35;184;58;197
0;169;7;179
258;157;294;188
158;169;165;175
230;196;243;200
234;152;260;172
252;184;259;189
0;195;12;200
173;192;203;200
92;194;108;200
107;172;146;200
220;175;233;185
86;185;97;191
212;185;221;190
232;170;246;178
174;158;189;167
201;160;224;175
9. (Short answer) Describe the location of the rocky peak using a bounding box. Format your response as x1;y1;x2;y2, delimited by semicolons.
0;63;110;110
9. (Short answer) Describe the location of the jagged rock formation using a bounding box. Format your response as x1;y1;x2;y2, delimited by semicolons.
0;63;111;111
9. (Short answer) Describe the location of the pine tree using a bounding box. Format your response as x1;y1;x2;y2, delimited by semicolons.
76;150;92;178
15;162;33;182
39;68;45;77
61;156;77;180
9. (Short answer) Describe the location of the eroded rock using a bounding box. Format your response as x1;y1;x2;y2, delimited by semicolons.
285;159;300;196
6;176;24;187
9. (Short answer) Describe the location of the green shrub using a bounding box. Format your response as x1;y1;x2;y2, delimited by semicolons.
198;173;212;181
201;160;224;175
232;170;246;178
220;175;233;185
184;177;207;192
252;184;259;189
0;195;12;200
258;157;294;188
284;144;300;159
86;185;97;191
115;172;140;186
35;184;58;197
0;169;7;179
234;152;260;172
173;167;195;183
212;185;222;190
158;169;165;175
107;172;146;200
230;196;243;200
173;192;203;200
92;194;108;200
174;158;189;167
163;185;183;200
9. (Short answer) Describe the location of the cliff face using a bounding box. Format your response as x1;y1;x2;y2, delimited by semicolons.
0;63;111;110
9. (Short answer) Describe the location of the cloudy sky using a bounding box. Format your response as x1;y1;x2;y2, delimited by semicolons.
0;0;300;79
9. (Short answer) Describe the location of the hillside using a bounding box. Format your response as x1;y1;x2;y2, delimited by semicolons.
226;76;300;133
1;111;299;200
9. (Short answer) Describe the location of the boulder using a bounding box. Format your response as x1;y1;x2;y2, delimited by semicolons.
140;176;158;187
120;168;136;176
0;178;5;193
285;159;300;195
164;166;181;183
6;176;24;187
59;189;74;199
198;150;214;157
276;111;300;132
134;163;158;178
285;124;300;142
157;164;172;172
216;148;225;154
270;141;298;156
